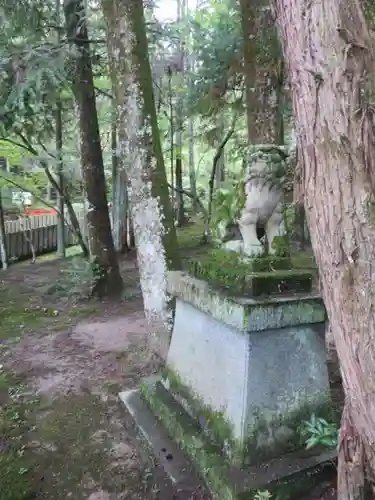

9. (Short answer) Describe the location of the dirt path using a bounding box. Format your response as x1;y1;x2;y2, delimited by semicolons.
0;245;336;500
0;255;186;500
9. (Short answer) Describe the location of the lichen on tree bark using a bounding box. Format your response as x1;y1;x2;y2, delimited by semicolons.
102;0;181;357
272;0;375;494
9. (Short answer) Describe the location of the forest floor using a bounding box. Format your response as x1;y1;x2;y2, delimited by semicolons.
0;223;336;500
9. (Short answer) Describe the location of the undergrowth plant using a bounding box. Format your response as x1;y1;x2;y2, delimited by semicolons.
211;180;245;243
254;490;272;500
47;256;98;298
300;414;338;450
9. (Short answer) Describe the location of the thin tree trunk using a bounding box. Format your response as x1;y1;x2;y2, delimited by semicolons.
128;210;135;248
187;115;197;211
64;0;123;297
168;67;175;211
111;119;128;253
207;126;235;228
55;0;65;258
105;4;128;253
186;1;197;209
174;0;185;227
0;188;8;269
41;161;89;257
273;0;375;495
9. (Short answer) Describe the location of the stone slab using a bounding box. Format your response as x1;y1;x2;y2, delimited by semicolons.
165;297;332;464
118;381;206;498
128;378;337;500
167;271;326;333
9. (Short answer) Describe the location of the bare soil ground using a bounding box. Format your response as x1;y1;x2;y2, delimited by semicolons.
1;255;182;500
0;234;337;500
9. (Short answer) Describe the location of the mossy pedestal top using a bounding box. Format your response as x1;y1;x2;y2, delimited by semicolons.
188;249;313;299
168;270;326;333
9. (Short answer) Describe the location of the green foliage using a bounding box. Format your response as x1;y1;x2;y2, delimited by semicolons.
187;0;243;116
300;414;338;450
271;235;290;258
47;255;92;298
211;180;245;242
254;491;272;500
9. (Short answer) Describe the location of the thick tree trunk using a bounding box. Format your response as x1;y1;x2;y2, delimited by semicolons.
239;0;282;144
64;0;123;297
273;0;375;494
102;0;181;358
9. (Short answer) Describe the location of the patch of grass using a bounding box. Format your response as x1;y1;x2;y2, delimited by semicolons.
0;297;46;341
0;286;100;341
177;219;206;250
32;245;83;264
0;372;37;500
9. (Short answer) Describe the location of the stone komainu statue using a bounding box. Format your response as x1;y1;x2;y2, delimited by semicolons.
224;143;296;257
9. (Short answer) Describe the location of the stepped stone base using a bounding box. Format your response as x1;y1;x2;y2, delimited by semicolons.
118;268;335;499
119;378;336;500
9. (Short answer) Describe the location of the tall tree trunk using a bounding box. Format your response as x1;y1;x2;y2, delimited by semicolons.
215;119;226;189
0;188;8;270
239;0;282;144
111;119;128;253
174;0;186;227
105;6;128;253
167;67;175;212
102;0;181;358
273;0;375;495
64;0;123;297
187;114;197;211
55;0;65;258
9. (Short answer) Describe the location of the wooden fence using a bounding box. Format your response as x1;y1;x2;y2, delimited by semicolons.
3;212;87;262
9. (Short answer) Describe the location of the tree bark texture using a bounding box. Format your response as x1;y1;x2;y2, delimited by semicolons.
102;0;181;358
273;0;375;494
55;0;65;259
174;0;186;227
239;0;283;144
64;0;123;296
104;0;129;253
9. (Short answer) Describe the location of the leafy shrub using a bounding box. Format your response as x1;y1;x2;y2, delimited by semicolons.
300;414;338;450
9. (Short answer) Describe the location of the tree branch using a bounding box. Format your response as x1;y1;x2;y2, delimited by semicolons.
168;182;207;216
95;86;113;99
207;123;236;225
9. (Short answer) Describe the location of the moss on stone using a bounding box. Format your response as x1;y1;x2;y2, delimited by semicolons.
162;367;334;467
243;400;335;466
140;379;336;500
162;366;243;463
188;250;313;297
168;271;325;332
271;235;290;258
189;248;292;274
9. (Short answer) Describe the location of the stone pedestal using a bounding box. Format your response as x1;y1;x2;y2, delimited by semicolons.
122;253;335;498
160;271;331;465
